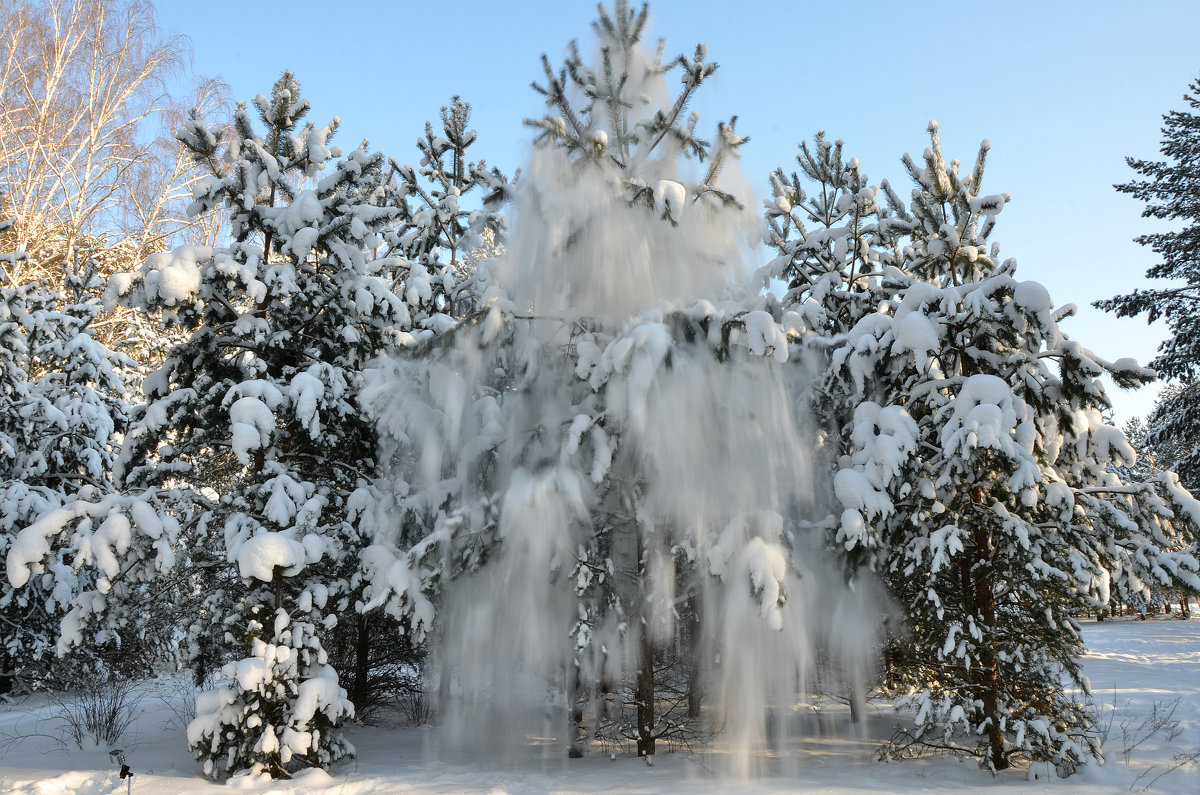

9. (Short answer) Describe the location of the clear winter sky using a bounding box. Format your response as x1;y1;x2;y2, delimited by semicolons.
156;0;1200;424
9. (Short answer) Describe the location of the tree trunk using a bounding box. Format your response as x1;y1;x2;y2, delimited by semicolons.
971;525;1008;771
636;627;655;756
883;628;897;689
686;591;703;720
0;651;12;695
635;527;655;756
437;658;451;717
568;662;585;758
350;614;370;711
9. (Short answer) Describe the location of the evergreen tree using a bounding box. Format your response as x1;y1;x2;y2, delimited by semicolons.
1097;74;1200;492
6;73;508;770
778;124;1200;773
382;95;507;321
1142;382;1200;491
109;72;404;778
361;2;825;766
1;212;158;691
1109;406;1200;616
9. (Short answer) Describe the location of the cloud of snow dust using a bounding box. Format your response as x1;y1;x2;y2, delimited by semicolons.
365;13;888;777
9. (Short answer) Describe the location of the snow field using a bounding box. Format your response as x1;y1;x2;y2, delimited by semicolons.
0;618;1195;794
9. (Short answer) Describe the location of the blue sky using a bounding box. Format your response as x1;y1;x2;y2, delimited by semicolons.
157;0;1200;422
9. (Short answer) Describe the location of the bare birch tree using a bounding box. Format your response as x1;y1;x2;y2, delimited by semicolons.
0;0;226;289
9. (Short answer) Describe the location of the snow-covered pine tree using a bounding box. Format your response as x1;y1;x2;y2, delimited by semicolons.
786;124;1200;774
362;2;816;764
1141;382;1200;492
1097;74;1200;493
759;134;918;718
1115;389;1200;619
0;231;160;692
382;95;507;321
324;97;507;721
512;3;829;762
0;195;44;694
762;132;911;339
761;132;913;570
107;72;414;778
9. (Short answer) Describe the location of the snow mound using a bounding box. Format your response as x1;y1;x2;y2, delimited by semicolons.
139;245;209;306
236;532;307;581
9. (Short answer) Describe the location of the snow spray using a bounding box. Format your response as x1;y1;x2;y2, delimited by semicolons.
372;34;885;781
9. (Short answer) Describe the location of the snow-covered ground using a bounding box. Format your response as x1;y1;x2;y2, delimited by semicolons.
1;618;1196;794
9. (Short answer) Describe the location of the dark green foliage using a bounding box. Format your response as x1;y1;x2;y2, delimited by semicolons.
1145;382;1200;491
1097;75;1200;493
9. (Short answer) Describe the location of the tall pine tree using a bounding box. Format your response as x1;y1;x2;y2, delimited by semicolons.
773;123;1200;774
1097;73;1200;492
362;2;825;766
111;72;401;778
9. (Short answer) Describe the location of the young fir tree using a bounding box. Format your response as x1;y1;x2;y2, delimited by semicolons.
776;124;1200;774
1097;74;1200;493
106;72;412;778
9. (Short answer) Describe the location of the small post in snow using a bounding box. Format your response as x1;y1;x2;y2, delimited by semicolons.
109;749;133;794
